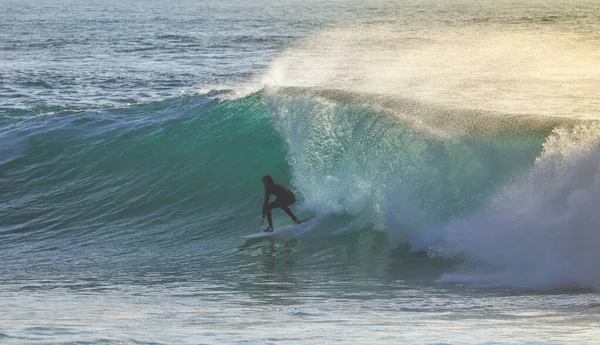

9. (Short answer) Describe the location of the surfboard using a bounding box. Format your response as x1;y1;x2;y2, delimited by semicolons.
239;217;316;249
241;217;315;239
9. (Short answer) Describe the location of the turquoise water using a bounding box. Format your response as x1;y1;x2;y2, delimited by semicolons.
2;0;600;343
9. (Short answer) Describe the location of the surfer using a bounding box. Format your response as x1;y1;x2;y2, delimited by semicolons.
260;175;301;232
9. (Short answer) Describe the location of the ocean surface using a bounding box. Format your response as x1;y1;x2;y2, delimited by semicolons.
2;0;600;343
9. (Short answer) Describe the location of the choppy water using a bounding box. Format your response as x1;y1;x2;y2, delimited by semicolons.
2;0;600;343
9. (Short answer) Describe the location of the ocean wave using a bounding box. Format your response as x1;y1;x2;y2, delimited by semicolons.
2;78;600;291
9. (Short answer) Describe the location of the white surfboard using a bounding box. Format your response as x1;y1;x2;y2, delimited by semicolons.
239;217;316;249
241;217;315;239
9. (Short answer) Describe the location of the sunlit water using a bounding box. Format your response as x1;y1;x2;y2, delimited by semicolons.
2;0;600;343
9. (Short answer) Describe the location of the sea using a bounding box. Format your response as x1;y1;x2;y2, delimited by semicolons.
1;0;600;343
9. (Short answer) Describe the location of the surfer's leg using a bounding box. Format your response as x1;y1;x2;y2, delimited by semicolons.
264;201;278;231
265;210;273;228
280;199;300;224
282;207;300;224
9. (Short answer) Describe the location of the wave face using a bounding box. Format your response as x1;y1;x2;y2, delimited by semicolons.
265;88;550;231
0;93;289;261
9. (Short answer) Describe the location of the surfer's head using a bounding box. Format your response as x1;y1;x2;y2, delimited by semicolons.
262;175;274;187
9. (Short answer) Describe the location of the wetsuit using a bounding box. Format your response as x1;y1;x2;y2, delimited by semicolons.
262;182;298;229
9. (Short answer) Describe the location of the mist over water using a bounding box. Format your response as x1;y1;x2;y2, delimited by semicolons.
266;25;600;119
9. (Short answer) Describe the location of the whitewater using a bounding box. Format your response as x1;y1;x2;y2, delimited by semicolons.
1;0;600;343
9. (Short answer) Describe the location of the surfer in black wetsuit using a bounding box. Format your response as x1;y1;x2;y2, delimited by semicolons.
260;175;300;232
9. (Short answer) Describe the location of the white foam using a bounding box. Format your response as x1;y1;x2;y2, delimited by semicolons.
438;124;600;290
182;78;264;101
